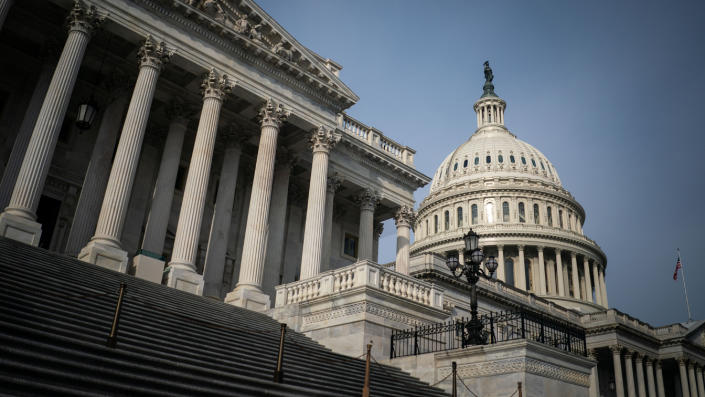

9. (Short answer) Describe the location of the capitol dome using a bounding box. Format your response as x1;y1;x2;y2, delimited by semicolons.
411;64;607;313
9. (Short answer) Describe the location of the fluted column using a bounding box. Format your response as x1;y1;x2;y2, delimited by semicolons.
78;36;170;271
689;362;698;397
584;257;594;303
537;246;547;294
516;245;526;290
166;69;230;294
0;48;58;209
570;252;580;299
300;127;340;280
599;265;609;307
373;222;383;262
611;346;626;397
394;205;415;275
0;2;103;245
496;244;505;282
357;189;378;261
696;365;704;397
635;354;647;397
0;0;14;31
589;349;599;397
624;351;636;397
646;358;657;397
227;99;289;311
592;261;603;306
321;175;342;271
655;360;665;397
680;358;692;397
556;249;565;296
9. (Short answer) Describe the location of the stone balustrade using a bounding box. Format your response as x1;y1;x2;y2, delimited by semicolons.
580;308;688;339
339;113;415;166
275;260;444;309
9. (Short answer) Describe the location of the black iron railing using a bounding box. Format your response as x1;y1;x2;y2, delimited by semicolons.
390;310;587;358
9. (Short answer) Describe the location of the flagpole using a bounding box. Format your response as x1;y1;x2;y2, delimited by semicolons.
678;248;693;323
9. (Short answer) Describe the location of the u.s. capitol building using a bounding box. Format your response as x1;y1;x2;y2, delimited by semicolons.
0;0;703;396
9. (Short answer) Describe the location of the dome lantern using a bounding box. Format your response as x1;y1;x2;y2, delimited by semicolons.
474;61;507;129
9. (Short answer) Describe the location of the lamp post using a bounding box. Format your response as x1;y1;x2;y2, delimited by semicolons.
445;229;498;346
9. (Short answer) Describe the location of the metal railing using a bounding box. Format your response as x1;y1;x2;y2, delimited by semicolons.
390;310;586;358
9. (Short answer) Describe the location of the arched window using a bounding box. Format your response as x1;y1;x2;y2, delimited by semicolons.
453;162;458;171
434;215;438;233
474;157;479;165
533;203;540;224
540;161;545;170
498;155;504;163
518;202;526;223
567;214;572;231
444;211;450;230
485;202;495;223
547;207;553;226
558;210;564;228
457;207;463;227
471;204;478;225
502;202;509;222
531;159;537;167
486;155;491;164
426;219;429;236
510;155;515;163
521;156;526;165
463;159;468;168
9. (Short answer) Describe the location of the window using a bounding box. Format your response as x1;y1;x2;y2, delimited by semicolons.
498;154;504;163
453;162;458;171
474;157;479;165
471;204;478;225
540;161;545;170
485;202;495;223
486;155;491;164
518;202;526;223
533;204;539;224
425;220;429;236
567;214;572;231
457;207;463;227
444;210;450;230
521;157;526;165
343;233;359;258
559;210;564;228
463;159;468;168
547;207;553;226
502;202;509;222
510;155;515;163
434;215;438;233
531;159;537;167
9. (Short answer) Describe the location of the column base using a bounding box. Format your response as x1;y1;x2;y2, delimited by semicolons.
225;285;271;312
78;240;128;273
164;264;203;295
0;211;42;246
133;252;165;284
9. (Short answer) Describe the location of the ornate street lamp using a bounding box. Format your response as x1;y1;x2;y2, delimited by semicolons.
75;99;98;130
445;229;498;346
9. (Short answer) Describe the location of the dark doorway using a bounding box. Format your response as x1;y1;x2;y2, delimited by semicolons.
36;195;61;249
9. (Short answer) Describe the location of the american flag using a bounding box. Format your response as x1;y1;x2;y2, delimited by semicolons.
673;256;682;280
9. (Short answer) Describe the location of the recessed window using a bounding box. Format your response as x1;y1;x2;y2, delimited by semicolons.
533;204;540;224
510;155;515;163
518;202;526;223
471;204;478;225
498;155;504;163
486;155;491;164
559;210;564;228
426;220;429;235
531;159;537;167
567;214;572;231
434;215;438;233
454;162;458;171
463;159;468;168
343;233;359;258
444;210;450;230
485;202;494;223
502;202;509;222
474;157;479;165
547;207;553;226
540;161;545;170
521;157;526;165
457;207;463;228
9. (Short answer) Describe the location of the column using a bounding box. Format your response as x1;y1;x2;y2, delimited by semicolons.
78;36;170;271
635;354;646;397
580;272;587;300
556;249;565;296
592;261;603;306
584;257;594;303
611;346;625;397
537;246;547;294
132;105;189;280
201;135;244;298
373;222;383;262
227;99;289;311
646;358;657;397
0;0;14;31
567;252;579;299
299;127;341;280
165;69;230;294
356;188;378;261
496;244;505;282
588;349;599;397
624;351;636;397
0;2;103;245
394;205;415;275
655;360;665;397
0;47;58;209
599;265;609;307
547;258;557;295
696;365;705;397
64;88;130;256
516;245;526;291
680;358;692;397
689;362;698;397
321;174;342;271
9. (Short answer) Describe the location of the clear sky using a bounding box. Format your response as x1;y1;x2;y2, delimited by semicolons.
257;0;705;327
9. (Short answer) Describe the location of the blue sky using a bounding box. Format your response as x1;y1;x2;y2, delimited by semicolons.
258;0;705;326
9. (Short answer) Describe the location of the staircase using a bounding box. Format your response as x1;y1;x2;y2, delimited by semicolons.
0;237;449;396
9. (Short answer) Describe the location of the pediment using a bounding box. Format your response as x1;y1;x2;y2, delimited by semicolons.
166;0;359;111
685;320;705;348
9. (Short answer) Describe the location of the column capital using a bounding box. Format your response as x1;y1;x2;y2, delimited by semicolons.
536;245;544;252
634;352;643;363
310;126;341;153
357;188;379;211
678;356;689;366
588;349;599;361
570;251;577;259
555;247;562;255
609;345;623;354
66;0;104;35
518;244;525;251
497;244;504;250
394;205;416;228
138;35;172;71
326;174;344;194
258;98;289;128
623;350;633;359
374;222;384;239
655;359;662;369
201;68;232;101
644;356;653;366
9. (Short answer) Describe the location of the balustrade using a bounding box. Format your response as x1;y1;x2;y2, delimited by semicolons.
340;113;414;166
